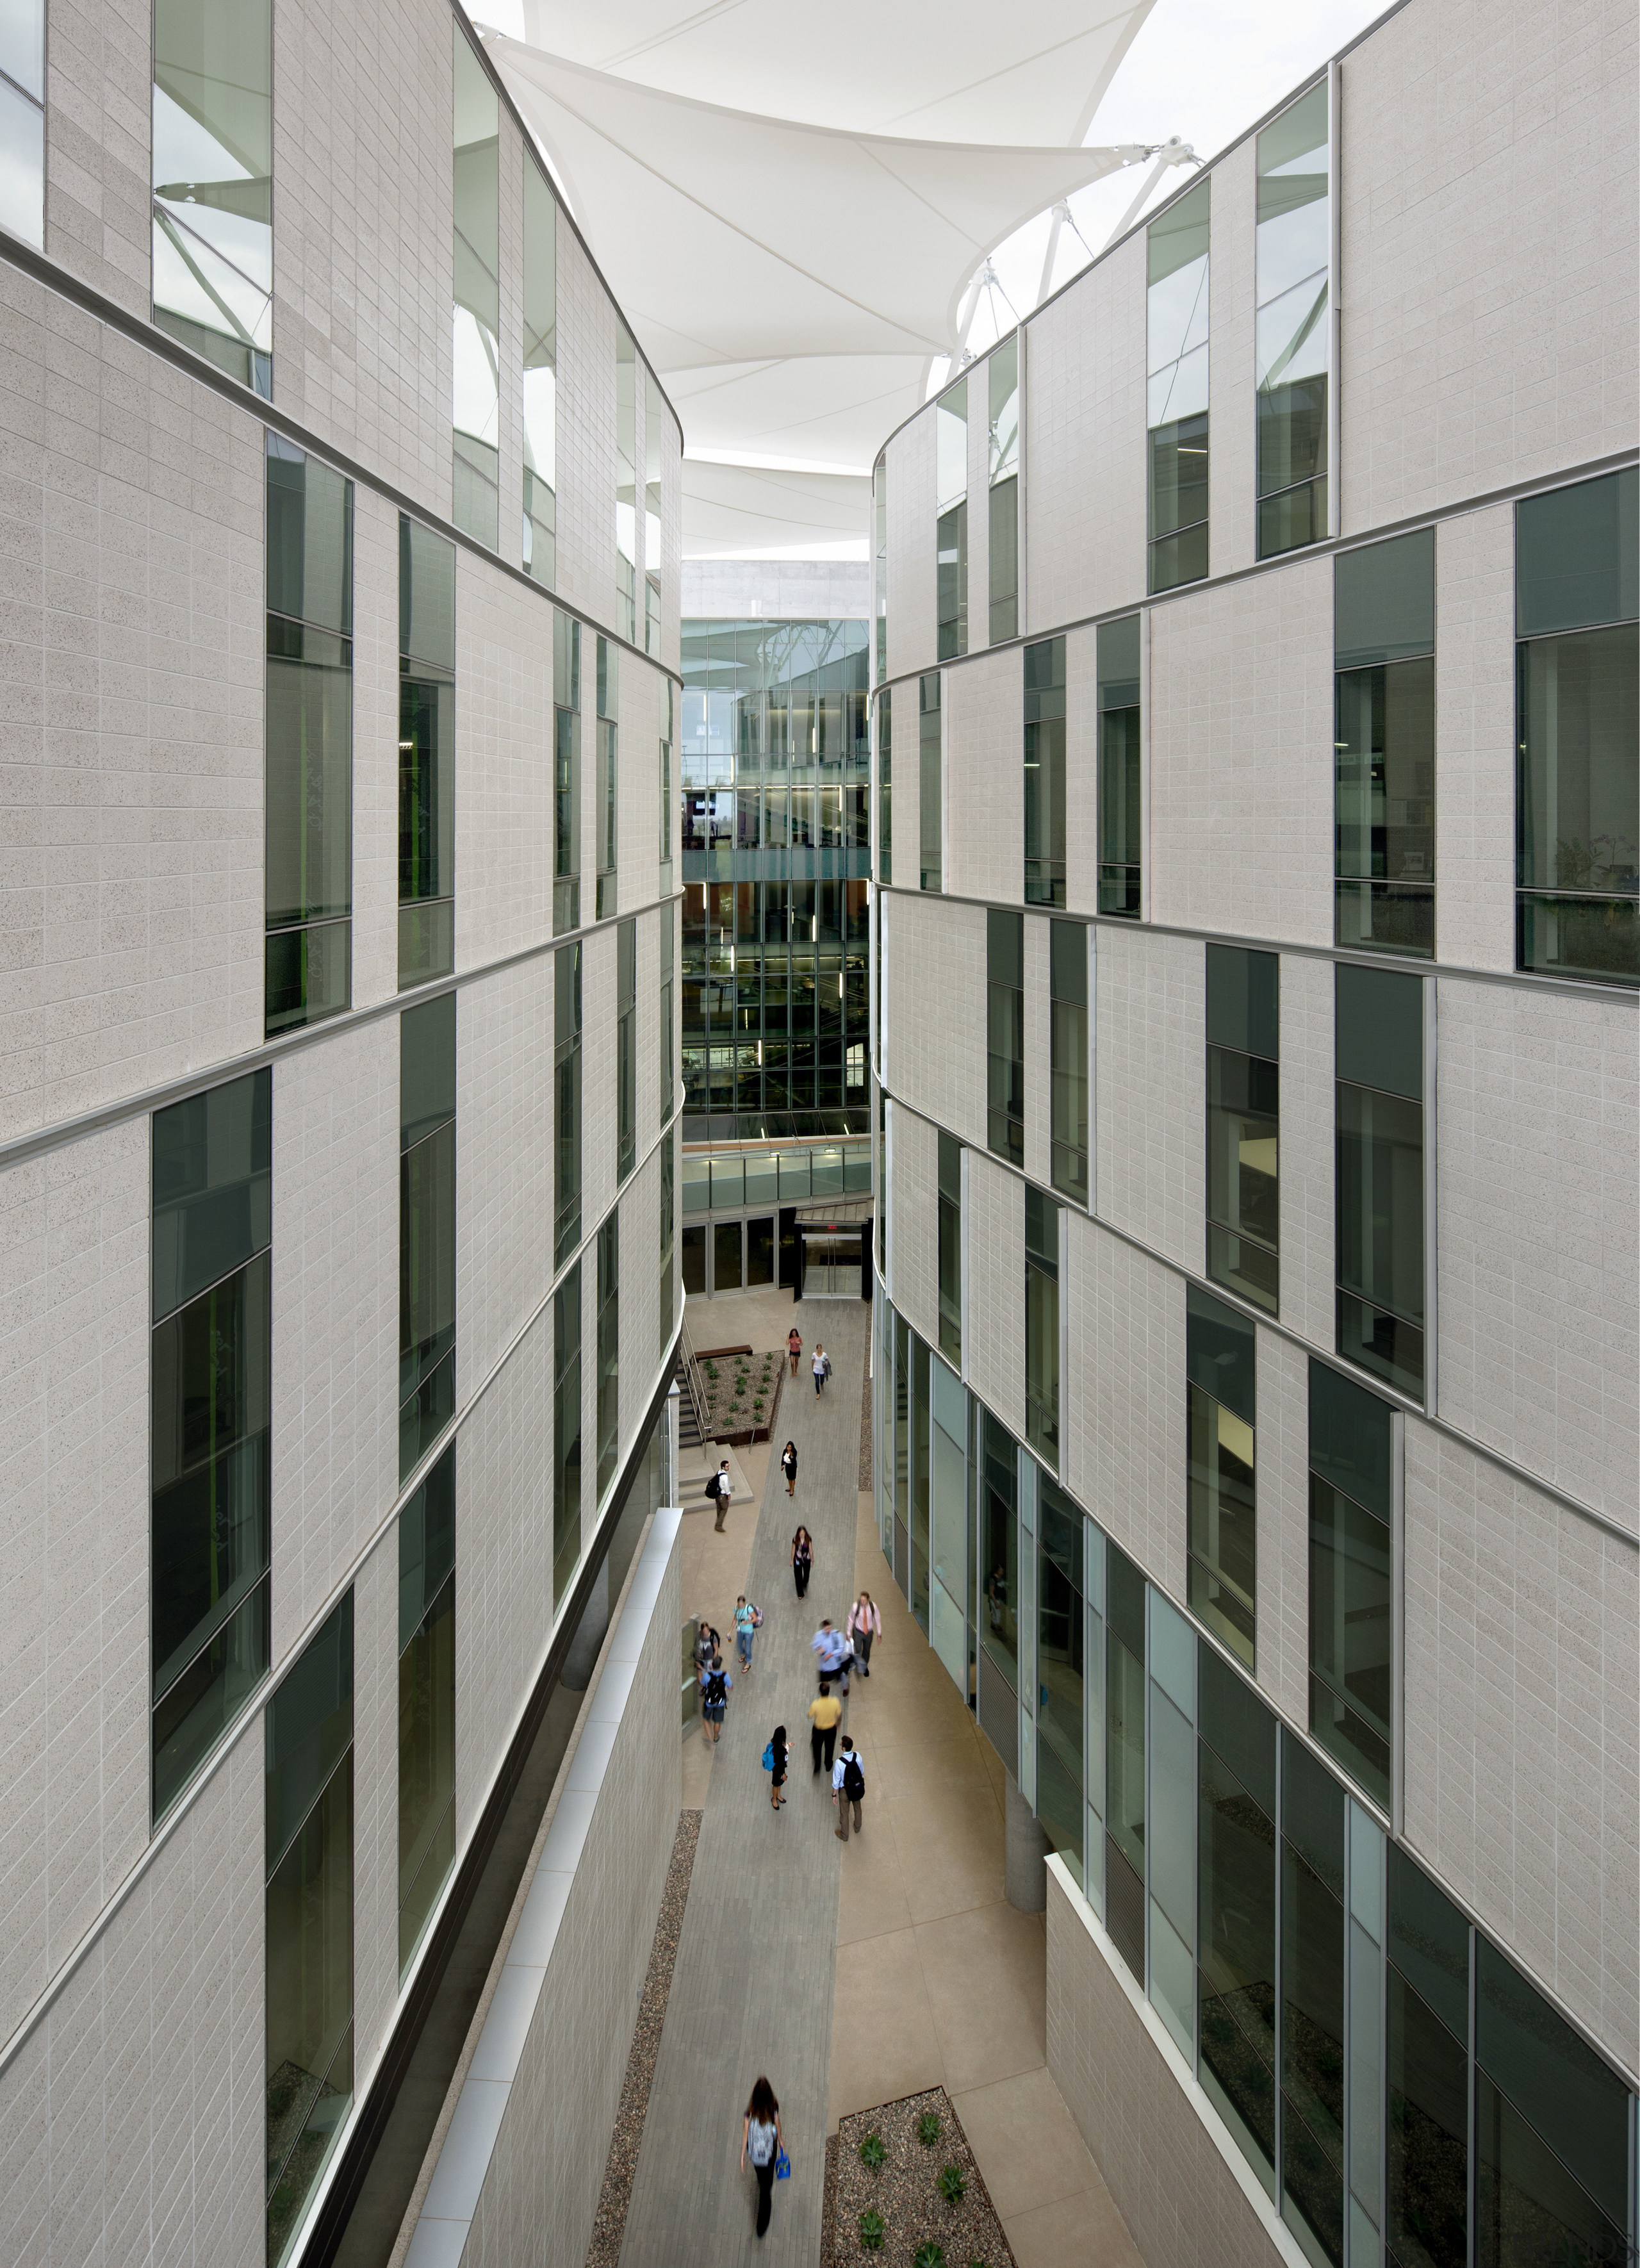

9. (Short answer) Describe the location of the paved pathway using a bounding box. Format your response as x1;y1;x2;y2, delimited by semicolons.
619;1299;869;2265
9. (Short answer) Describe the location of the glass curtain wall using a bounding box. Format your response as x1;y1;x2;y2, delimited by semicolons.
659;682;675;882
596;1214;619;1501
596;636;619;919
644;370;665;653
265;436;354;1035
1205;942;1279;1313
1098;615;1142;916
1;0;45;248
265;1597;353;2268
1025;637;1067;905
988;337;1020;641
555;941;582;1264
451;31;499;547
150;1070;272;1820
1256;83;1330;558
399;518;457;987
397;1446;454;1973
910;1335;931;1632
1049;919;1088;1204
1308;1358;1392;1809
659;1131;675;1362
936;377;969;659
1335;530;1436;957
1186;1284;1256;1667
987;909;1025;1165
1147;176;1210;593
929;1351;969;1695
615;325;637;639
553;609;580;934
617;917;637;1182
659;902;675;1128
919;672;942;891
151;0;272;393
876;685;892;885
1515;467;1639;985
553;1265;582;1607
937;1130;962;1366
1025;1187;1060;1465
521;156;557;586
400;993;456;1481
873;456;889;683
1037;1478;1084;1884
1334;963;1424;1398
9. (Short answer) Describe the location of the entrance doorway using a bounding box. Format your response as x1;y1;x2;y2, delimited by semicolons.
802;1233;859;1298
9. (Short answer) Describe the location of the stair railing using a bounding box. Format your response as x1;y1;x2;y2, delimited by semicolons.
678;1309;710;1444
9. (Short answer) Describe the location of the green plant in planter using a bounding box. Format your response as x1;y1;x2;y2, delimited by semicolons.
937;2164;966;2206
913;2245;946;2268
858;2133;887;2173
916;2111;942;2149
857;2208;885;2251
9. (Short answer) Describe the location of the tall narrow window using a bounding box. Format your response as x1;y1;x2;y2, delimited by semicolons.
644;369;665;653
1515;467;1639;985
1388;1847;1470;2268
616;324;637;640
617;917;636;1183
521;156;557;586
1147;176;1210;593
400;993;456;1483
1206;942;1279;1313
596;636;619;919
1336;529;1436;957
1197;1648;1278;2192
265;1596;353;2268
150;1070;272;1820
1;0;45;248
1098;615;1142;916
988;336;1020;642
452;30;499;547
399;518;456;988
152;0;272;393
596;1213;619;1502
659;902;675;1129
936;377;968;661
1024;637;1066;905
1104;1543;1147;1984
919;672;942;892
398;1446;454;1974
987;908;1024;1165
1049;919;1088;1204
1036;1477;1084;1885
659;1131;675;1363
552;1265;582;1608
1308;1358;1392;1807
1256;83;1330;559
1280;1734;1347;2264
659;680;674;877
554;608;580;935
1186;1284;1256;1667
876;687;892;884
554;941;582;1265
265;436;354;1035
937;1130;962;1367
873;455;889;684
1335;962;1424;1398
1025;1187;1060;1466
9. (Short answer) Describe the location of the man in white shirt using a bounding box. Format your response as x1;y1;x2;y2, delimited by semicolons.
832;1735;865;1841
709;1458;731;1532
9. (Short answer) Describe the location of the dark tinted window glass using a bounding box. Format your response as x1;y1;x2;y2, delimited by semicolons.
1050;917;1087;1006
1106;1540;1146;1663
1334;528;1435;670
1097;614;1142;708
398;1445;455;1651
1335;961;1422;1099
1389;1968;1469;2268
265;1593;354;1873
1282;1727;1345;1902
987;906;1023;989
399;517;456;670
1186;1283;1255;1426
400;992;457;1150
1388;1843;1470;2041
1199;1639;1277;1818
1309;1359;1392;1520
1206;943;1279;1060
1515;466;1638;637
152;1071;273;1321
1475;1938;1629;2229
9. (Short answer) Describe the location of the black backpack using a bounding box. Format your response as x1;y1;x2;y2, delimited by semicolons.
705;1670;728;1705
842;1751;865;1801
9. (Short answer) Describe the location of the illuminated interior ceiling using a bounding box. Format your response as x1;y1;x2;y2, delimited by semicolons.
484;4;1158;555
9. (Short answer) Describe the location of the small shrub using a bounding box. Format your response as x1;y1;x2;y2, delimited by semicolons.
914;2246;946;2268
858;2208;885;2252
916;2110;942;2149
937;2164;966;2206
858;2133;887;2173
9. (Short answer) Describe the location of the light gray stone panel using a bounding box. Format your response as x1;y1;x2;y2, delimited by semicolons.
1402;1421;1639;2075
1434;976;1638;1525
1022;909;1053;1193
1023;233;1147;635
1149;556;1332;949
1433;504;1515;974
553;222;618;630
887;1100;939;1356
456;954;552;1397
1205;138;1257;581
1276;951;1335;1354
0;279;265;1143
1094;924;1204;1278
1339;0;1639;534
455;554;553;975
943;645;1022;908
352;485;404;1012
885;406;935;686
1252;1326;1309;1729
965;1147;1025;1443
42;0;151;318
269;1013;399;1665
885;892;987;1157
0;1117;150;2048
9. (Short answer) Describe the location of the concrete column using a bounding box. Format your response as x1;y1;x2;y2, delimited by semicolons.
561;1557;609;1691
1004;1770;1050;1912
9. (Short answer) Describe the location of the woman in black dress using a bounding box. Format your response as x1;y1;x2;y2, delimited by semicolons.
791;1522;812;1597
767;1723;788;1811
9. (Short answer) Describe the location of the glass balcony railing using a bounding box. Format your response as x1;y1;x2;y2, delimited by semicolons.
682;1142;872;1213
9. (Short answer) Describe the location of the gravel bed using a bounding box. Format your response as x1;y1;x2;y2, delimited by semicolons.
827;2088;1015;2268
583;1809;701;2268
857;1363;872;1492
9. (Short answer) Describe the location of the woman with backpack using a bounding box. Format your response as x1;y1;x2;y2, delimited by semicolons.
781;1439;798;1499
790;1522;812;1597
763;1723;788;1811
699;1652;732;1741
846;1590;882;1677
741;2076;784;2238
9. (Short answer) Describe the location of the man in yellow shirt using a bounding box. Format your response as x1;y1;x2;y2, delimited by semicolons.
808;1682;841;1778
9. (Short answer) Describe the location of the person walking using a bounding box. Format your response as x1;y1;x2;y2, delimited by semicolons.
781;1440;798;1499
693;1620;721;1675
807;1682;840;1777
810;1618;849;1692
734;1594;759;1674
791;1523;812;1597
741;2077;783;2240
832;1734;865;1841
787;1326;802;1377
846;1591;882;1677
764;1724;788;1811
812;1344;828;1395
700;1652;732;1742
707;1458;732;1532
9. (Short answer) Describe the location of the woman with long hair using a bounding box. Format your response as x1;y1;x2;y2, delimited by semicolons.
741;2075;783;2237
790;1521;812;1597
766;1723;787;1811
781;1439;798;1499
